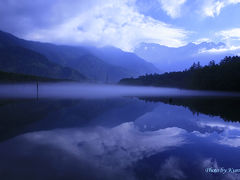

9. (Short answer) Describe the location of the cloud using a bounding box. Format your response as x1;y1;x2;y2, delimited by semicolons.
217;28;240;40
211;28;240;51
0;0;188;52
0;0;98;33
202;0;240;17
157;0;186;18
193;38;212;44
202;0;225;17
194;28;240;54
199;45;240;54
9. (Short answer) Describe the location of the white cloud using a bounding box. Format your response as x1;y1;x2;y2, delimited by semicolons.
195;28;240;54
199;45;240;54
228;0;240;3
202;0;225;17
213;28;240;50
158;0;186;18
217;28;240;40
24;0;188;51
193;38;212;44
202;0;240;17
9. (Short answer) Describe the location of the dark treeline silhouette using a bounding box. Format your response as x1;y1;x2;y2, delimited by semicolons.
120;56;240;91
139;97;240;122
0;70;67;83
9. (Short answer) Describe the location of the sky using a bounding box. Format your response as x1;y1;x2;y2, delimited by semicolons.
0;0;240;52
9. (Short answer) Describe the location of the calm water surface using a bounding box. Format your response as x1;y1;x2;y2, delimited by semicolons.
0;83;240;180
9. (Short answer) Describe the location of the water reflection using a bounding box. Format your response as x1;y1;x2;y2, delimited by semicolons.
0;123;186;180
140;97;240;122
0;84;240;179
0;98;157;141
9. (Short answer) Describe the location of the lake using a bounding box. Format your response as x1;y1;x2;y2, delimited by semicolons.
0;83;240;180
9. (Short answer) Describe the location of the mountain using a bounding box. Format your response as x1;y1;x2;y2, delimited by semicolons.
0;30;159;82
0;46;86;81
60;53;134;82
134;42;234;73
0;31;86;81
86;46;159;76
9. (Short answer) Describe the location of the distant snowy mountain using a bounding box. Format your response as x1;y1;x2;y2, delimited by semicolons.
134;42;239;73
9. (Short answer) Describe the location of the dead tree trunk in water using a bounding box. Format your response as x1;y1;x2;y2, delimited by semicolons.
36;81;39;100
105;72;109;84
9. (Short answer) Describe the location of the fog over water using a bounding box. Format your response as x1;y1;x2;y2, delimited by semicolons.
0;83;240;99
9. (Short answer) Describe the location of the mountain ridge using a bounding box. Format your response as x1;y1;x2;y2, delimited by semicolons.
0;30;159;82
0;46;86;81
134;41;234;73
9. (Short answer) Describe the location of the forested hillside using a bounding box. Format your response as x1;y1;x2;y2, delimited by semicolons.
120;56;240;91
0;46;86;81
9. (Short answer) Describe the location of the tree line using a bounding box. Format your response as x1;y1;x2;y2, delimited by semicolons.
119;56;240;91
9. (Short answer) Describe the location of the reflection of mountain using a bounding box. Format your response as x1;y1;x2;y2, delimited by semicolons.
134;42;234;72
139;97;240;122
0;98;157;142
0;99;80;141
0;30;159;82
134;103;223;134
26;98;157;130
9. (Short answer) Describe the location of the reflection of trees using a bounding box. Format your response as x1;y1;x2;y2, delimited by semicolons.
139;97;240;122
